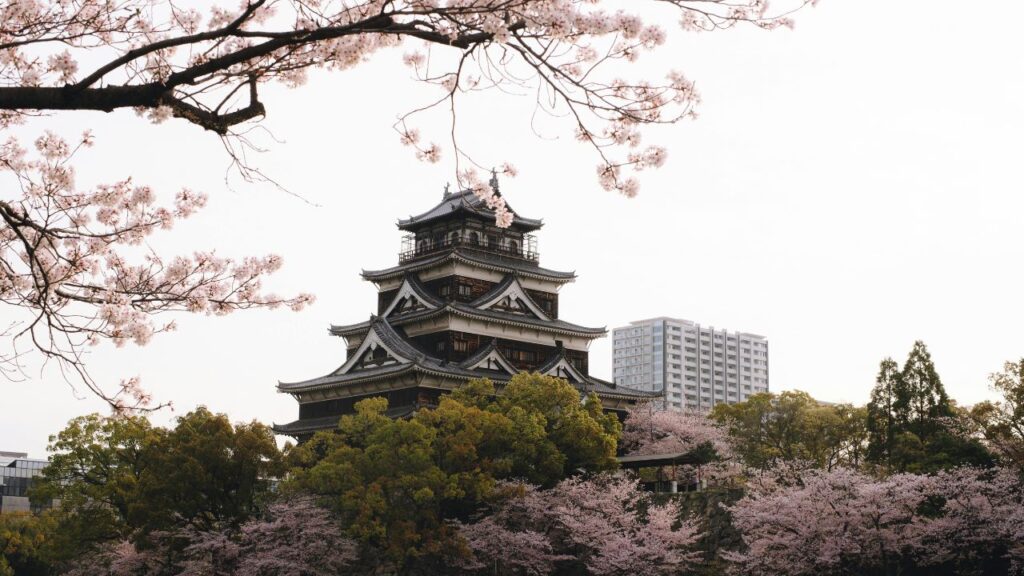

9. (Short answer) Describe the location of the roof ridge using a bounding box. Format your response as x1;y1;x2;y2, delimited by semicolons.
447;302;606;336
362;249;576;282
403;272;445;308
467;274;517;308
456;338;516;375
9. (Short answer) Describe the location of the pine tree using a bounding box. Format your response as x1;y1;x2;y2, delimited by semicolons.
900;341;954;440
866;358;900;466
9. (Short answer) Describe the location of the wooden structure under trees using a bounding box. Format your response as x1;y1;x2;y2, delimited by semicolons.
274;176;656;440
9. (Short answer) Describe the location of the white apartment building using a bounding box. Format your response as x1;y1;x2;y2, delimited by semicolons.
612;317;769;411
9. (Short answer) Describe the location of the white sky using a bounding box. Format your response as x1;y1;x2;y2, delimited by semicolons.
4;0;1024;457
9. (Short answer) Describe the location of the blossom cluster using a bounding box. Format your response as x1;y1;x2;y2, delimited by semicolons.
621;402;735;480
63;498;358;576
727;466;1024;575
460;474;701;575
2;0;816;226
0;132;312;409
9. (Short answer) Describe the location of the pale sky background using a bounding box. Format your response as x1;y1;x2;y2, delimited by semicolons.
4;0;1024;456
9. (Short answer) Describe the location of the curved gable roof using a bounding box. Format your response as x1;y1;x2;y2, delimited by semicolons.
468;274;551;321
361;248;576;283
397;189;543;231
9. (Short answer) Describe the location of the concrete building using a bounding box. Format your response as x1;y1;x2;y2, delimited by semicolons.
612;317;769;411
0;451;48;514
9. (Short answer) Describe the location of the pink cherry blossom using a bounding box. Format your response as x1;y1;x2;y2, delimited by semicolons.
460;474;701;576
0;133;311;411
1;0;817;225
726;466;1024;575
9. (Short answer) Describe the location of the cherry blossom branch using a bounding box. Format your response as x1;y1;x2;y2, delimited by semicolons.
1;0;818;218
0;131;313;411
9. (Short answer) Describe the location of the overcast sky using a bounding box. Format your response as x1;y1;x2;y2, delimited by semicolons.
4;0;1024;457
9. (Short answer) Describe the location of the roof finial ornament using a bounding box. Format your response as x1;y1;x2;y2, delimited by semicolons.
489;167;500;196
443;182;451;199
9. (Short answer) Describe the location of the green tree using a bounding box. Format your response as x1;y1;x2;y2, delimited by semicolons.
970;359;1024;474
899;341;954;438
498;373;621;480
711;391;866;470
135;407;283;532
31;413;157;556
866;342;991;473
866;358;901;466
813;403;869;471
285;373;620;573
0;512;57;576
33;408;282;561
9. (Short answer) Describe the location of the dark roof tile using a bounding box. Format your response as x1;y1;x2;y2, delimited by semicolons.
397;189;543;231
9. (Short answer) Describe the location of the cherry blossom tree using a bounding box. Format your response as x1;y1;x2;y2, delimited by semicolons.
622;402;735;483
0;129;312;409
459;474;702;576
61;497;358;576
0;0;817;196
725;466;1024;576
183;497;359;576
970;359;1024;474
1;0;818;406
622;402;732;457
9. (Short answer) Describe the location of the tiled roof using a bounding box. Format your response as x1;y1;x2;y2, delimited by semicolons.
280;318;643;401
361;248;576;283
273;405;418;435
448;303;605;336
375;303;605;338
457;338;503;369
405;273;445;307
397;189;543;231
332;279;602;341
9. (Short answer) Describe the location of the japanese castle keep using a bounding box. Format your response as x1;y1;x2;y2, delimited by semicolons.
274;178;653;440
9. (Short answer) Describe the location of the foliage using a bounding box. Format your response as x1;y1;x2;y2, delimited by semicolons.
30;412;156;555
865;342;992;472
0;512;56;576
866;357;900;465
459;474;702;576
284;373;620;571
898;341;955;437
33;408;282;562
970;359;1024;474
726;466;1024;576
710;391;867;470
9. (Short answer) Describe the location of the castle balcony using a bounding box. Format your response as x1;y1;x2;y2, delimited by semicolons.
400;232;539;264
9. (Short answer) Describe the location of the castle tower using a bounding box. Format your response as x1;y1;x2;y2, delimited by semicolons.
274;182;653;439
